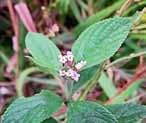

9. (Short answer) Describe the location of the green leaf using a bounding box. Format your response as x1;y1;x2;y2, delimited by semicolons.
2;90;63;123
25;32;62;74
72;17;132;69
99;72;117;98
106;103;146;123
67;101;118;123
42;117;58;123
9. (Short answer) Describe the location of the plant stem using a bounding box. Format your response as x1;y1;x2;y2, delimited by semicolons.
115;0;134;16
18;22;27;70
26;77;59;86
105;51;146;69
123;1;146;16
7;0;19;77
54;76;75;101
0;51;9;64
16;67;40;97
133;24;146;30
62;78;74;101
79;64;104;100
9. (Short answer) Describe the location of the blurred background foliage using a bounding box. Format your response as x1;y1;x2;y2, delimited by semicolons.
0;0;146;118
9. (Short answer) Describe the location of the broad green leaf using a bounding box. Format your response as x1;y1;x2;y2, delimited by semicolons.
67;101;118;123
72;65;98;93
72;17;132;69
25;32;62;74
42;117;58;123
106;103;146;123
2;90;62;123
99;72;117;98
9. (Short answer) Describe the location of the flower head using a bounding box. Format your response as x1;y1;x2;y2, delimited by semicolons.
58;51;86;82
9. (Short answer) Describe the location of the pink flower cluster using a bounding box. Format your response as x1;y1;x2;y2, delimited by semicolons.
59;51;87;81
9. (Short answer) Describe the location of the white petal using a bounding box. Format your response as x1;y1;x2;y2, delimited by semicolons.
66;51;73;55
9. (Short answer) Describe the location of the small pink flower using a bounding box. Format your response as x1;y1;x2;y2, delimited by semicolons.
71;72;80;81
0;87;9;95
66;69;80;81
58;51;86;82
66;51;72;55
66;69;75;77
75;63;82;70
52;24;59;33
75;60;87;70
59;54;67;63
59;70;66;76
66;51;74;62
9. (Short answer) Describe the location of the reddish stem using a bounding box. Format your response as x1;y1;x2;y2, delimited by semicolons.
106;65;146;104
7;0;19;38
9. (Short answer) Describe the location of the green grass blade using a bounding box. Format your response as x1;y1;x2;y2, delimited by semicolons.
73;0;126;37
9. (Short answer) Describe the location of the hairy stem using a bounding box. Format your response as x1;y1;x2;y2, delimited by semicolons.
105;51;146;69
79;64;104;100
16;67;40;97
